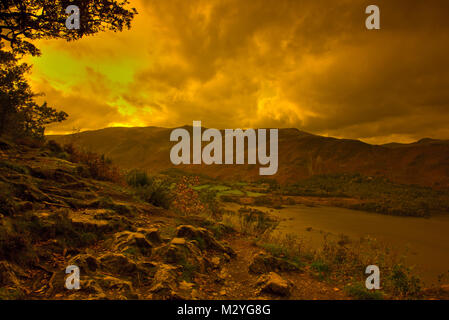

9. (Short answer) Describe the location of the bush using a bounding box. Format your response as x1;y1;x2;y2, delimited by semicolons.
63;143;123;183
387;264;421;297
126;169;151;188
134;180;172;209
172;176;204;215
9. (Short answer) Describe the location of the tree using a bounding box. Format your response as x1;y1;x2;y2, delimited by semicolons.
0;0;137;56
0;42;67;137
0;0;137;138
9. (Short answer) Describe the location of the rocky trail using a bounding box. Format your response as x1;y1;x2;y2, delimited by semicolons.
0;138;350;300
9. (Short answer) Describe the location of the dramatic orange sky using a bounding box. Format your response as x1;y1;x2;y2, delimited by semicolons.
28;0;449;144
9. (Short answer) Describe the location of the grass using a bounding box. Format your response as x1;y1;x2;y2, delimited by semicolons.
220;207;279;237
125;170;172;209
215;200;424;299
344;283;384;300
258;242;304;270
254;231;423;299
1;210;104;263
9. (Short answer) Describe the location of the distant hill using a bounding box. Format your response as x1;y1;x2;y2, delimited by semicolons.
49;127;449;188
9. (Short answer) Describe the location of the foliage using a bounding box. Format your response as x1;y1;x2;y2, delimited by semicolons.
386;264;421;297
0;0;137;139
0;43;67;138
344;283;384;300
221;207;279;237
125;169;172;209
0;0;137;56
126;169;151;188
63;143;123;182
282;173;449;217
135;180;172;209
199;189;222;218
171;176;205;216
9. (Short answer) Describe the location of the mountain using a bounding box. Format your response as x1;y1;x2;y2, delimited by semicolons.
49;127;449;188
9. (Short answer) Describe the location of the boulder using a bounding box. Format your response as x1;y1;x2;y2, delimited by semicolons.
69;211;114;233
157;240;207;273
137;227;162;244
110;231;153;255
0;261;22;287
149;264;180;299
99;253;138;275
68;254;99;274
176;225;235;256
257;272;292;297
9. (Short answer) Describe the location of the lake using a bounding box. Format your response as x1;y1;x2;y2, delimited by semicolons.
226;203;449;285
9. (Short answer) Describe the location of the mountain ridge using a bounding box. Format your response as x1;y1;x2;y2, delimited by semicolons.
49;126;449;188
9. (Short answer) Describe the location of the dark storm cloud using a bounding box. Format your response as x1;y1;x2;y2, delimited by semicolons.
33;0;449;143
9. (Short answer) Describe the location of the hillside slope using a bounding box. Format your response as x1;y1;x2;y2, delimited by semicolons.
50;127;449;188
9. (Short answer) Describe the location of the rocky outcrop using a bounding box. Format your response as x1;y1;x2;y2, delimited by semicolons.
148;264;181;299
176;225;235;257
0;261;23;288
109;231;153;256
249;252;300;274
68;254;99;274
155;238;208;273
137;227;162;245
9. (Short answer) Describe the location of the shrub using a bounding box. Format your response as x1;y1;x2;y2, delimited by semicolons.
199;190;222;218
172;176;204;215
63;143;123;183
135;181;172;209
386;264;421;297
126;169;151;188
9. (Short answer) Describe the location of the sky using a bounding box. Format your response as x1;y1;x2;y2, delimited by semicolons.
28;0;449;144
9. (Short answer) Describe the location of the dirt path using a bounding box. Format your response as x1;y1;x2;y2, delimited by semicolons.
199;238;348;300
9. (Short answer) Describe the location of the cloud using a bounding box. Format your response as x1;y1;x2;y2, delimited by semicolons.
28;0;449;143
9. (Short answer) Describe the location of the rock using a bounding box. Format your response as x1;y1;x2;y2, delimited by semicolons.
99;253;138;275
69;211;114;233
77;278;107;299
171;237;186;245
249;252;300;274
156;241;207;273
137;227;162;244
68;254;99;274
257;272;292;297
210;256;221;269
176;225;235;256
96;275;138;299
149;264;180;299
110;231;153;255
0;261;22;287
